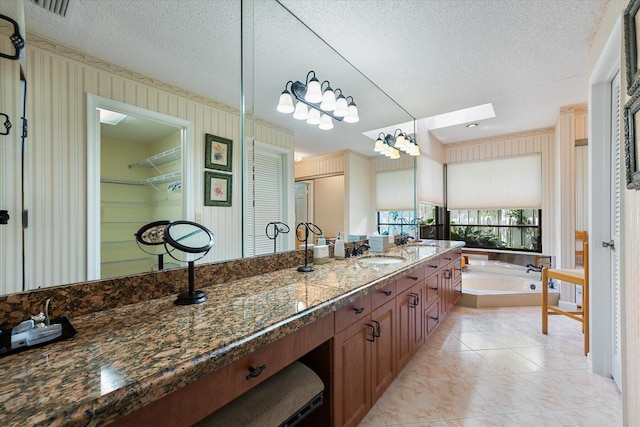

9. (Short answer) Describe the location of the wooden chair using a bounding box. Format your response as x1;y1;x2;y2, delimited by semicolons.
541;240;589;356
575;230;587;267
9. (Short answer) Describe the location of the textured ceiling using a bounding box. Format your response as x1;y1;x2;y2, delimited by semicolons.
9;0;604;157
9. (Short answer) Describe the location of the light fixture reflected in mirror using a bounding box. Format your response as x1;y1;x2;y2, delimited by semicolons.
374;129;421;159
276;70;359;130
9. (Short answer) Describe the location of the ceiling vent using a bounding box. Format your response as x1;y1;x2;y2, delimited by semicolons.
29;0;70;17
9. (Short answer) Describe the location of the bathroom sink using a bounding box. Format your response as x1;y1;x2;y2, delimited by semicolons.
358;256;405;265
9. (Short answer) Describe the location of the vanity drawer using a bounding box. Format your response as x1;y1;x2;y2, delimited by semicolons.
425;300;440;338
335;293;371;333
228;313;334;399
423;259;440;277
425;273;439;303
396;268;425;293
371;281;396;309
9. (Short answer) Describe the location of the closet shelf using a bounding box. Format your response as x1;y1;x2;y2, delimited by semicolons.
100;200;158;206
101;171;181;186
129;146;181;168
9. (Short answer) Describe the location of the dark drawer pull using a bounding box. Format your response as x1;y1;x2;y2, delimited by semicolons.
382;290;392;296
408;276;418;281
444;257;452;260
427;264;438;268
430;286;438;291
454;267;462;271
429;315;439;321
246;364;267;380
354;307;365;314
444;269;452;279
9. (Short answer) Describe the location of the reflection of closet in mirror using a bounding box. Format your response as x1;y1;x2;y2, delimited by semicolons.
87;95;194;280
294;176;344;245
243;141;295;257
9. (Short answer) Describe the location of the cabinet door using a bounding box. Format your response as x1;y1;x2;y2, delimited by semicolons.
396;287;414;372
396;284;422;372
410;281;425;352
333;319;372;427
439;266;452;320
371;299;396;403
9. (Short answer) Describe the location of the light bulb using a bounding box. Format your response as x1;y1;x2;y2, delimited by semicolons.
293;102;309;120
390;148;401;159
395;133;407;149
374;138;384;152
319;114;334;130
304;76;323;103
409;143;420;156
276;91;294;113
334;95;349;117
320;88;336;111
344;103;359;123
306;109;321;125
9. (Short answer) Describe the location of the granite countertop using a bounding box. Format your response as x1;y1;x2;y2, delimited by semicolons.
0;240;463;427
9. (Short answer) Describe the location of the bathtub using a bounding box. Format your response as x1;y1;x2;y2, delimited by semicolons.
459;259;560;308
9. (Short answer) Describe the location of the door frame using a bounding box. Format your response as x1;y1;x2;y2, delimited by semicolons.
86;94;194;280
588;16;621;379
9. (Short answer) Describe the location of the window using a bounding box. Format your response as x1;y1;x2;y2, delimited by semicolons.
418;203;447;240
377;210;419;237
449;209;541;252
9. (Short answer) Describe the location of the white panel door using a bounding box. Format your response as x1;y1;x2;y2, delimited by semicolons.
245;143;286;257
610;72;622;390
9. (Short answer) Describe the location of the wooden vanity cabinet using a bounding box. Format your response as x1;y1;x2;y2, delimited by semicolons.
396;278;425;372
333;281;398;427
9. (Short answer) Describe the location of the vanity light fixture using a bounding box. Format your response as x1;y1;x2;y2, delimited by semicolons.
374;129;421;159
277;71;359;130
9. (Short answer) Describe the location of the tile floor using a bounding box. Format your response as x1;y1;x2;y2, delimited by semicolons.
358;306;622;427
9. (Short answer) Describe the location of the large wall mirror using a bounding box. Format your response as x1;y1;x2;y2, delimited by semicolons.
0;0;416;297
243;0;417;254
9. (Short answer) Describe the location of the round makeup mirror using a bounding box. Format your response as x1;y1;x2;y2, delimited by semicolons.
135;220;172;270
164;221;214;305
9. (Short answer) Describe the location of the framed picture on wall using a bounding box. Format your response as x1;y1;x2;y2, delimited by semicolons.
205;134;233;172
624;90;640;190
204;171;232;206
625;0;640;95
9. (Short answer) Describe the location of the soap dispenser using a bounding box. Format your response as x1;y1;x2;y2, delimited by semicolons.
317;234;326;246
334;232;345;259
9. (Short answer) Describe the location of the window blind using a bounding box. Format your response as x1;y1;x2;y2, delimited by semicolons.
375;169;414;210
417;155;444;206
446;154;541;210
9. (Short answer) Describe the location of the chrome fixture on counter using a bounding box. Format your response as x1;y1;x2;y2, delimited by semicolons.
296;222;323;272
265;221;290;254
277;71;359;129
373;129;420;159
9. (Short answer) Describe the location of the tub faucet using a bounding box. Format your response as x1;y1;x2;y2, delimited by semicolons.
526;263;543;274
353;243;370;256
